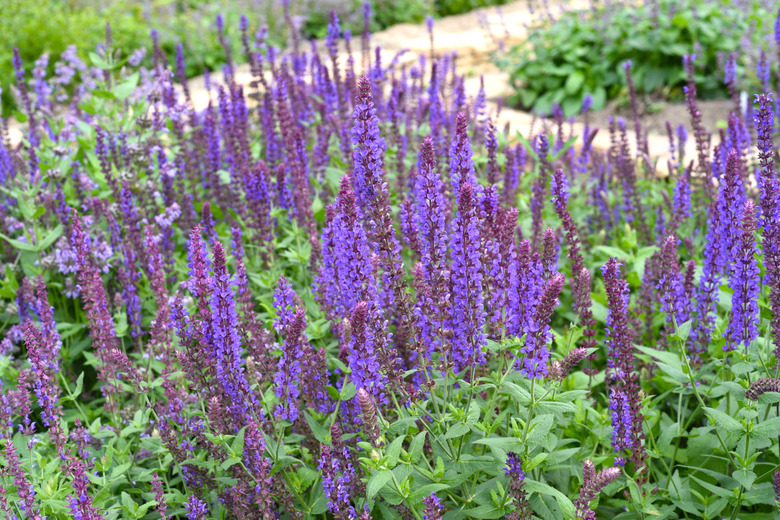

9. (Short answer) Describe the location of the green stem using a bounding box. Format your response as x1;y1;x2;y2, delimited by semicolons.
673;323;737;467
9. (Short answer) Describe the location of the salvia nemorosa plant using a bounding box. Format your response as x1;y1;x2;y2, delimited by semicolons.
0;5;780;520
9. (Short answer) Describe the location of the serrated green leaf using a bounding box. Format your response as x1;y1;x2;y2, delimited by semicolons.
732;469;756;489
408;431;426;463
752;417;780;439
305;412;330;444
443;423;471;440
384;436;405;466
231;426;247;457
703;407;744;436
220;457;243;471
367;469;393;500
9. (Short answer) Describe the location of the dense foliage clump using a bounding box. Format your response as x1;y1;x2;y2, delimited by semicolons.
1;5;780;520
498;0;777;116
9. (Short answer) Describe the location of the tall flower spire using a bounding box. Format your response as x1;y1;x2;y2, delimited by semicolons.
725;201;760;352
449;182;486;372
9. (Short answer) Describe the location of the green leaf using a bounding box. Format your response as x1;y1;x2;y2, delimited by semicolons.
384;436;405;466
121;491;135;512
408;431;426;463
341;382;357;401
732;469;756;489
443;423;471;440
231;426;247;457
463;504;507;519
752;417;780;439
594;245;631;260
526;414;555;446
366;469;393;500
472;436;524;451
89;52;113;70
38;225;63;251
524;479;576;517
0;233;37;252
66;372;84;401
305;412;330;444
220;457;243;470
112;72;139;100
703;407;744;436
565;71;585;95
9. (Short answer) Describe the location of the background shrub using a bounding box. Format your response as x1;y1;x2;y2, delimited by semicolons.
497;0;775;116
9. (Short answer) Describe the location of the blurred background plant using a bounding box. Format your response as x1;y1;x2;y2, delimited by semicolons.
1;0;515;117
496;0;777;116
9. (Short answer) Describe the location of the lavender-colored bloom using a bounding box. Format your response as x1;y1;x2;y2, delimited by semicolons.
757;49;770;93
724;52;738;104
183;495;208;520
582;94;593;114
717;150;747;267
450;112;481;203
128;47;146;67
351;76;387;212
315;176;378;319
274;308;306;423
346;302;387;401
504;451;530;519
676;124;687;160
530;133;551;245
318;445;357;518
602;258;634;381
209;241;252;413
690;199;723;361
415;137;449;358
656;236;690;328
755;94;780;359
428;64;444;153
423;492;444;520
273;275;298;334
449;182;486;372
774;470;780;505
602;258;646;474
574;461;621;520
521;273;564;379
725;201;760;352
608;388;632;466
504;452;525;480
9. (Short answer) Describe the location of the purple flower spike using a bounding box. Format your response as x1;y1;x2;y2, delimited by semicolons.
449;182;486;373
274;308;306;423
521;273;564;379
725;201;760;352
183;495;209;520
574;460;621;520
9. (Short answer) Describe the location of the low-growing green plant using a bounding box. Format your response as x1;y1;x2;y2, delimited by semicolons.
496;0;774;116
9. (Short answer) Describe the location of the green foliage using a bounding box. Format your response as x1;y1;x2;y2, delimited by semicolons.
496;0;774;116
434;0;511;17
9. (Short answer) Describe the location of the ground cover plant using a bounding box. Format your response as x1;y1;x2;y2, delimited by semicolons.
2;4;780;520
498;0;777;116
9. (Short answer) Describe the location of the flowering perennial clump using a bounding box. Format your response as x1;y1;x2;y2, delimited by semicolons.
0;5;780;520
